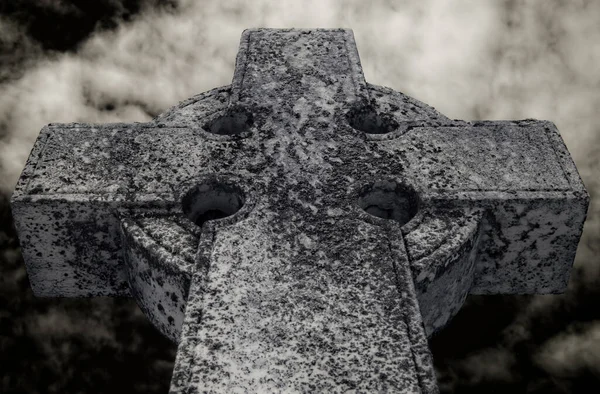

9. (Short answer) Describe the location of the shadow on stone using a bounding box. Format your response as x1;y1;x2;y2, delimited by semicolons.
358;180;420;226
347;104;399;135
181;181;245;227
203;106;254;135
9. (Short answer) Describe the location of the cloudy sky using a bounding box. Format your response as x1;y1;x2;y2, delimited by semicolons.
0;1;598;393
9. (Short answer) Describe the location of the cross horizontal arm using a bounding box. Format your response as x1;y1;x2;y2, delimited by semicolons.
377;120;589;296
386;120;581;193
9;123;249;297
10;124;225;198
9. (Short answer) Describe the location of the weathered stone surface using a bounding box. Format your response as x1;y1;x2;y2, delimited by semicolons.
11;28;589;393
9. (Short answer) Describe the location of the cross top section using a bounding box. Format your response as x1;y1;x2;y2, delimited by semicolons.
11;28;589;393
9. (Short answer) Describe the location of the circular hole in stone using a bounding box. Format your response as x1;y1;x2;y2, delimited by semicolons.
203;106;253;135
181;180;245;227
347;104;399;134
358;180;419;227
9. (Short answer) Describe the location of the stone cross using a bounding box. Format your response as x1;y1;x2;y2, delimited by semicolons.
11;28;589;393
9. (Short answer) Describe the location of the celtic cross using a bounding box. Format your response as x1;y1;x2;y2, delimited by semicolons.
11;29;589;393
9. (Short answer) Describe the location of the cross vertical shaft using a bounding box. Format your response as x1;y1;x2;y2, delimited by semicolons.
169;28;438;393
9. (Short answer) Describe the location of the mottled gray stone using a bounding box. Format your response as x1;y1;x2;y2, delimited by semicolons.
10;28;589;393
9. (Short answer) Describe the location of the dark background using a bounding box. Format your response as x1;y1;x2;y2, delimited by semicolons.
1;1;598;393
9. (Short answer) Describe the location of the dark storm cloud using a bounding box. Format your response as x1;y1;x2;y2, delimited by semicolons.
0;0;178;51
0;0;598;393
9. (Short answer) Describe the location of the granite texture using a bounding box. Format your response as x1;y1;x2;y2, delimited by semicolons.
10;28;589;393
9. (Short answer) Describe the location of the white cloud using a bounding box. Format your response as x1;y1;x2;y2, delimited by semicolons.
535;321;600;377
